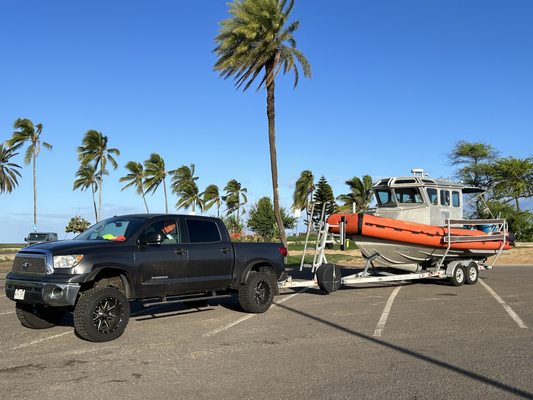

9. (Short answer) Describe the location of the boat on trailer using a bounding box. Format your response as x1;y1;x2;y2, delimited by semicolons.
280;169;512;293
327;168;512;273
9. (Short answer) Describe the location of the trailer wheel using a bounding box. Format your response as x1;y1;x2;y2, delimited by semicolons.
238;272;275;313
450;265;466;286
465;262;479;285
74;286;130;342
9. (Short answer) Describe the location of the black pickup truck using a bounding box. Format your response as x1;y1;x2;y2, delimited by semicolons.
5;214;286;342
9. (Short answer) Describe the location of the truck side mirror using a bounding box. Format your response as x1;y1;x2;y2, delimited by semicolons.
138;232;164;245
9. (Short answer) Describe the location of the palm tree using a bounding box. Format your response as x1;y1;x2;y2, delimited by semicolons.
0;144;22;194
292;170;314;212
120;161;149;213
171;164;202;214
214;0;311;247
492;157;533;211
202;184;221;216
337;175;374;213
5;118;52;227
144;153;173;213
77;130;120;221
222;179;248;222
73;164;100;222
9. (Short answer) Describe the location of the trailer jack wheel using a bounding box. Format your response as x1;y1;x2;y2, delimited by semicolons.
316;264;342;294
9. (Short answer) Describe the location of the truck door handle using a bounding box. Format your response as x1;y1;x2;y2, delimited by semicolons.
221;247;230;254
174;248;186;255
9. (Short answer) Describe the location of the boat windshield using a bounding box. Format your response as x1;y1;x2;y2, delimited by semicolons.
375;189;397;207
395;187;424;204
75;216;146;241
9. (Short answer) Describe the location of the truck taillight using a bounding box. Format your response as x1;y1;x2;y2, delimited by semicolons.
278;247;288;257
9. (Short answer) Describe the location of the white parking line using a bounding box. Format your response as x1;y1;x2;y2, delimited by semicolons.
0;310;14;316
373;286;402;338
479;278;527;329
202;288;308;338
11;331;71;350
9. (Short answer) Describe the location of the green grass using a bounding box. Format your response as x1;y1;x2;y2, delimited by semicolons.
286;253;355;266
0;244;23;249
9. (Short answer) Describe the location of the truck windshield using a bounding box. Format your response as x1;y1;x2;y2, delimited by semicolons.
75;217;146;241
27;233;49;241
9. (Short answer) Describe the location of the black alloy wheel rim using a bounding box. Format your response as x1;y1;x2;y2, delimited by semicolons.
254;280;269;306
92;297;123;334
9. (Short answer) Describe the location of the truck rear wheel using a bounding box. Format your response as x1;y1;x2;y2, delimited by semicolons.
15;303;65;329
239;272;275;313
74;287;130;342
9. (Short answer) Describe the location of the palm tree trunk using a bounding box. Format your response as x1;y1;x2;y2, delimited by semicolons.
98;175;103;221
142;191;149;213
32;151;37;228
163;179;168;213
265;64;287;248
91;184;98;222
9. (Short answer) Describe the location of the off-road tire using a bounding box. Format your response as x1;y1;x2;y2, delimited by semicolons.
450;265;466;286
238;272;275;313
15;303;65;329
465;262;479;285
74;286;130;342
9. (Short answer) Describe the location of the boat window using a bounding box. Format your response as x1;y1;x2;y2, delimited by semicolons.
427;188;438;205
440;190;450;206
375;189;397;207
422;179;436;184
452;191;460;207
394;187;424;204
395;179;416;184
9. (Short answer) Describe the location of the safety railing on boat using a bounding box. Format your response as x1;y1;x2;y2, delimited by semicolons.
438;218;508;268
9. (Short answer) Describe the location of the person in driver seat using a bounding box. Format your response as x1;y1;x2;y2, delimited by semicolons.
161;221;177;241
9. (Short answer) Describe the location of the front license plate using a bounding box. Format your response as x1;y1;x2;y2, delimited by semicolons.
14;289;25;300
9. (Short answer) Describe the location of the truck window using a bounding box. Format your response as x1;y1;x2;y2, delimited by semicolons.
141;220;180;244
186;219;221;243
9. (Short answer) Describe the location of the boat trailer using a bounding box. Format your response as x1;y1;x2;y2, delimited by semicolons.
279;215;506;294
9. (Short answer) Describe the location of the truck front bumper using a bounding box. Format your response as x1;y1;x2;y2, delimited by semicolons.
5;278;81;307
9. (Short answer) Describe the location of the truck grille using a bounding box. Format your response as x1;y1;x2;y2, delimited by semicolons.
12;253;49;275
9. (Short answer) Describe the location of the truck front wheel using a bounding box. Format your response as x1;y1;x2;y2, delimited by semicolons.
74;287;130;342
15;303;65;329
239;272;275;313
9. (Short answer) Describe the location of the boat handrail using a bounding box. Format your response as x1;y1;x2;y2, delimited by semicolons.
443;234;505;243
437;218;508;269
447;218;506;225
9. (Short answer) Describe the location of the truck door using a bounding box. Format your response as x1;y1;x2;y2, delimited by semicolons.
183;218;233;292
135;218;188;297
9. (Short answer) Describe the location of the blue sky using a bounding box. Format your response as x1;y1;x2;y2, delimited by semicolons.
1;0;532;242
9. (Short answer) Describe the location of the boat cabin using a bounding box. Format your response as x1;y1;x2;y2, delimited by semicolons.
372;169;483;226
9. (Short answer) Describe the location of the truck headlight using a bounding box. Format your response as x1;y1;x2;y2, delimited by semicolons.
53;255;84;269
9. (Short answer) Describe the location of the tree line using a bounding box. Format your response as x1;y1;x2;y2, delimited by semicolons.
1;119;532;241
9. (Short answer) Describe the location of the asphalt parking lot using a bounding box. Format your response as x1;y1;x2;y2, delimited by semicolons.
1;266;532;400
